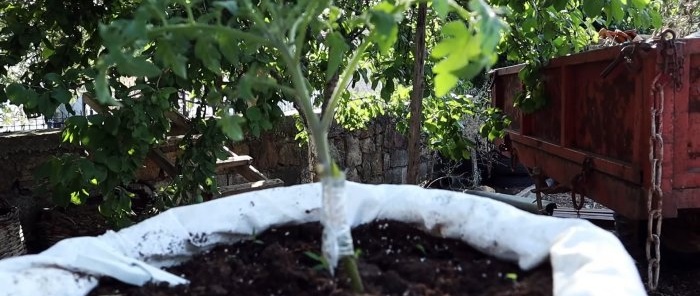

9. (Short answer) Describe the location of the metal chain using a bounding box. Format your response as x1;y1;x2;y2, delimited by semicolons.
647;75;664;291
646;29;682;291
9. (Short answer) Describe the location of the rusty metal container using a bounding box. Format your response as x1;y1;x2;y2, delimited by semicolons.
492;36;700;219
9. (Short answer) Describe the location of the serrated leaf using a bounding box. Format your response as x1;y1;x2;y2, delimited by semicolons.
325;31;349;82
195;37;222;74
156;41;188;78
582;0;604;17
433;39;479;73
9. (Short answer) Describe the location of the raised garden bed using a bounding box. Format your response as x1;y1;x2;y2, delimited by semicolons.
0;183;645;295
90;220;552;295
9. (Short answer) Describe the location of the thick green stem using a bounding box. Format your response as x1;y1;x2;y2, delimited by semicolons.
342;255;364;293
148;24;270;46
280;33;364;296
280;50;331;172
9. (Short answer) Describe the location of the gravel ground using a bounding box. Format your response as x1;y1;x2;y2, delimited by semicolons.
511;185;607;210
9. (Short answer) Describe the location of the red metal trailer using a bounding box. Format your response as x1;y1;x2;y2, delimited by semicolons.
491;31;700;290
492;34;700;221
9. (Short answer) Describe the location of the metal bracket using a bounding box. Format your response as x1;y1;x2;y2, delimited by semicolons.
570;157;594;211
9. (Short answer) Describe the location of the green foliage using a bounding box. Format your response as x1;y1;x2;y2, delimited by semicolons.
5;0;507;226
494;0;661;113
36;91;172;226
432;1;507;97
658;0;699;37
334;93;386;131
422;92;509;161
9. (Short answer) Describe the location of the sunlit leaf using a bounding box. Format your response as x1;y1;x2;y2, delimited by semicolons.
435;73;458;97
629;0;649;8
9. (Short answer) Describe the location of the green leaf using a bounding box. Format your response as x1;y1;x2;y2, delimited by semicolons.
5;83;27;104
118;56;161;77
51;88;72;104
325;31;349;82
246;106;263;121
218;113;246;141
649;10;662;27
217;32;240;65
370;10;399;54
94;68;116;105
552;0;568;10
195;37;222;74
629;0;649;8
435;73;458;97
156;41;188;78
610;0;624;22
582;0;604;17
433;0;450;19
509;1;525;13
104;156;123;172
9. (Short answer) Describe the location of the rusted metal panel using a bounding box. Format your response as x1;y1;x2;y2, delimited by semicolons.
568;60;638;163
492;38;700;218
674;51;700;190
530;68;561;144
492;69;523;132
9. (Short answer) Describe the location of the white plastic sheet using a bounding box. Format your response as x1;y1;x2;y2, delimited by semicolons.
0;182;646;296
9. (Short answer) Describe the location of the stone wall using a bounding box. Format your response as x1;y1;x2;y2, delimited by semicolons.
0;115;434;193
0;130;76;191
231;115;434;185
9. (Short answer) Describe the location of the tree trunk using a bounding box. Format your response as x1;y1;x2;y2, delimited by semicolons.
406;2;427;184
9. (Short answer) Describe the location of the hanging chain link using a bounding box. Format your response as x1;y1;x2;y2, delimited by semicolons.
646;29;683;291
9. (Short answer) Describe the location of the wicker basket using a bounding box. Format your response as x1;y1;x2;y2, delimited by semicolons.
0;203;27;259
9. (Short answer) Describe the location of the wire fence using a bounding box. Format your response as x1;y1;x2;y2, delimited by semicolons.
0;96;300;133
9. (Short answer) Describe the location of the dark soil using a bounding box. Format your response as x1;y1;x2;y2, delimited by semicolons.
90;220;553;296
